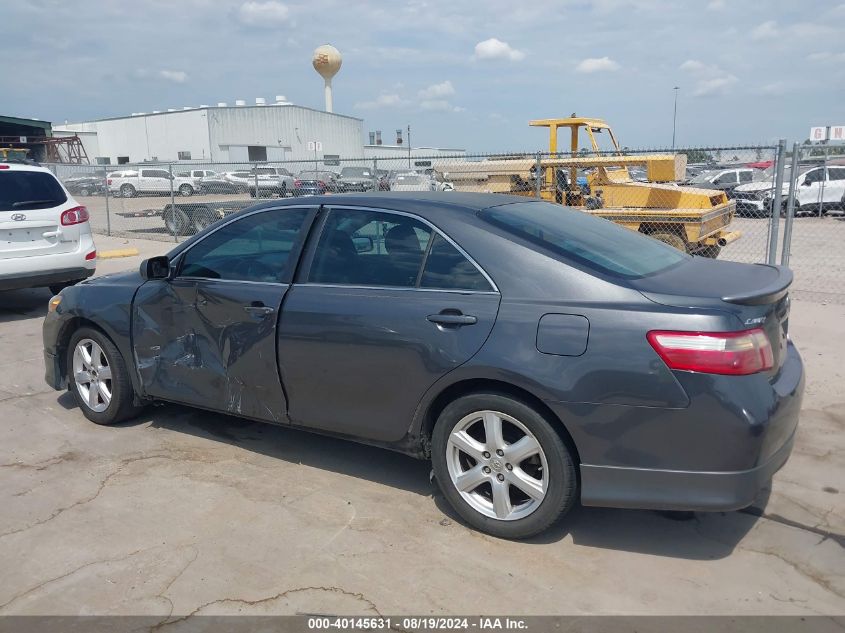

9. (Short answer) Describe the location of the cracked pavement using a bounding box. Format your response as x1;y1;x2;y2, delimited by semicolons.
0;236;843;616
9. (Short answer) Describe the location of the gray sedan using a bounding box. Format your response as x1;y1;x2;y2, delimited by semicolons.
42;193;803;539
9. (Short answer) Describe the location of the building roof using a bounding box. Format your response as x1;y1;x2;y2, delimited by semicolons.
61;104;363;126
0;115;52;130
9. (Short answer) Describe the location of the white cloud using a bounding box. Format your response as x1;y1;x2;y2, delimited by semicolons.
680;59;738;97
758;81;789;96
237;1;290;26
807;51;845;63
354;93;408;110
473;38;525;61
575;56;620;73
418;80;455;99
751;20;779;40
158;69;187;83
692;75;738;97
706;0;725;9
420;99;465;113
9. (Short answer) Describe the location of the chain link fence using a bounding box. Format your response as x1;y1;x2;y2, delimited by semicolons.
44;141;845;302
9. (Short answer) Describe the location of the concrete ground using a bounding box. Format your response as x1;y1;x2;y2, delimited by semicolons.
0;235;843;618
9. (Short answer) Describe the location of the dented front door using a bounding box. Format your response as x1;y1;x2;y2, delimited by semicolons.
132;278;289;422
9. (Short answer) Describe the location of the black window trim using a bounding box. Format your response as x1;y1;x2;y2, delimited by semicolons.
299;204;499;294
173;204;320;285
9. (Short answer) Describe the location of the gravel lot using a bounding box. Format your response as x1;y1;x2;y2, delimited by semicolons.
0;236;842;618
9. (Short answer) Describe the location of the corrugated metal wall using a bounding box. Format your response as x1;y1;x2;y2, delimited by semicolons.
209;105;364;162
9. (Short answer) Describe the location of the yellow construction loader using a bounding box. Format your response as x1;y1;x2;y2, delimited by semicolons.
435;117;740;257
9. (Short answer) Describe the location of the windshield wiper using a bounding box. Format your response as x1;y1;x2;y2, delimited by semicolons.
11;200;59;208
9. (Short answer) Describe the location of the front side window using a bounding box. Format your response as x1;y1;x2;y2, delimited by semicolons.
481;201;688;279
739;170;754;183
804;169;824;185
180;209;308;283
714;172;737;185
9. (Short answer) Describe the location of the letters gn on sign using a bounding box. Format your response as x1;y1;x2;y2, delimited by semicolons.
809;126;845;142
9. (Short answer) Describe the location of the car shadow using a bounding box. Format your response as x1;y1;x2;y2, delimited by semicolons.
0;287;52;324
57;394;767;559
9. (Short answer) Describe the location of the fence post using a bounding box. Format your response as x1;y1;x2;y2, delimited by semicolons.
253;163;259;200
372;157;378;192
780;143;800;266
169;163;177;242
767;139;786;265
535;151;542;199
103;165;111;237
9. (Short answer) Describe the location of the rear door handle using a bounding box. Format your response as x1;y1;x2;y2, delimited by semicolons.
427;313;477;326
243;303;275;316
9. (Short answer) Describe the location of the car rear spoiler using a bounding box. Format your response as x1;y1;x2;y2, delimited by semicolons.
721;264;793;305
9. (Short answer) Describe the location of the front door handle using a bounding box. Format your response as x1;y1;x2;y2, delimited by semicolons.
427;313;477;326
243;302;275;316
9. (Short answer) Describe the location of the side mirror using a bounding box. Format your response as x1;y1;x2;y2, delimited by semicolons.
352;236;374;254
802;178;811;187
140;255;171;280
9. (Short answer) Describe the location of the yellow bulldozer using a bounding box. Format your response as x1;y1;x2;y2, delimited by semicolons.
435;117;740;257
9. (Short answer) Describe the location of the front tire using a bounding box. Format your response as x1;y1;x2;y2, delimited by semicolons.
67;328;141;425
120;184;136;198
178;184;193;197
163;205;190;236
431;393;577;539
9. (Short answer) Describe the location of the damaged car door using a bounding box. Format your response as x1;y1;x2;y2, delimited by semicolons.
131;206;314;422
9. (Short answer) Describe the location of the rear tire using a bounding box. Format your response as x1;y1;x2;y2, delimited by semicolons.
650;232;688;252
67;327;142;425
163;205;190;236
192;207;216;233
431;393;578;539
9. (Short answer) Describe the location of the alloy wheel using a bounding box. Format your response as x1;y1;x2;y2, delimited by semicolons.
72;338;112;413
446;410;548;521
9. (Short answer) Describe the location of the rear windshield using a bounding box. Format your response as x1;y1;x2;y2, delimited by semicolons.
0;170;68;211
480;201;688;279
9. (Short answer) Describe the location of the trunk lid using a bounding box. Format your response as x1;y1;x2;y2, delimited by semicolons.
630;257;792;372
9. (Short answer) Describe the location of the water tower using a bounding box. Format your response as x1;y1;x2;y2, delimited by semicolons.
312;44;342;113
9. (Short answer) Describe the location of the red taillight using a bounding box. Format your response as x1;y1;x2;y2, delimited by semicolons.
85;250;96;260
294;179;302;187
0;164;9;170
318;180;326;187
107;178;112;184
647;329;774;376
60;205;90;226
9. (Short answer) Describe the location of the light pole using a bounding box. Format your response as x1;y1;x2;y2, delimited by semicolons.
671;86;680;150
407;124;412;169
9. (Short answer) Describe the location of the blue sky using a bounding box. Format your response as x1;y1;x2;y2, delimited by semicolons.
3;0;844;152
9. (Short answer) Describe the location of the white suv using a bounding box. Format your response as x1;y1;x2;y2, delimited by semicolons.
0;162;96;294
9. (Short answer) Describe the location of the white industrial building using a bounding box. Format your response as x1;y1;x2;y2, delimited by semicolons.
54;97;365;166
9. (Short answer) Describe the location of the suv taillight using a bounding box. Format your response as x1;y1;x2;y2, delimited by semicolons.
107;178;112;184
61;205;90;226
647;329;774;376
294;179;302;187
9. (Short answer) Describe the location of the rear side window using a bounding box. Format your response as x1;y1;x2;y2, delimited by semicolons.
420;234;493;291
0;171;67;211
828;167;845;181
480;201;688;279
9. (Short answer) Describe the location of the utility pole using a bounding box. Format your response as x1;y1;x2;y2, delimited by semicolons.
407;124;412;169
672;86;680;150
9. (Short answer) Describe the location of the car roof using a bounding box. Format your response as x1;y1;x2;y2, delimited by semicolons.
0;162;52;174
255;191;532;214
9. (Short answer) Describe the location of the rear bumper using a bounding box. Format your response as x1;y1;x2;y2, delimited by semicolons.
580;429;794;511
0;266;94;291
